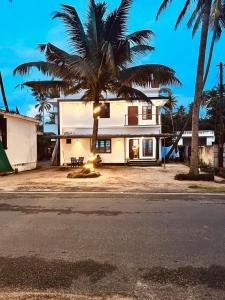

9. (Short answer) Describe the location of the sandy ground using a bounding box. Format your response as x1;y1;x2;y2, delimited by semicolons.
0;163;224;193
0;293;132;300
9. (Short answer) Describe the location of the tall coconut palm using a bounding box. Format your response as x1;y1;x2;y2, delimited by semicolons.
14;0;180;153
32;90;52;132
187;0;225;86
157;0;217;175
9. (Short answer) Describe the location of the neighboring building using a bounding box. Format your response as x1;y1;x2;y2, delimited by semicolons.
0;109;38;172
178;130;215;147
53;89;170;166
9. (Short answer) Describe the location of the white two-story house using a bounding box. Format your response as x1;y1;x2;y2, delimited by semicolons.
54;88;169;166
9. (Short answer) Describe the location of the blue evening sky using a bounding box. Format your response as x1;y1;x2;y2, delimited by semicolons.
0;0;224;116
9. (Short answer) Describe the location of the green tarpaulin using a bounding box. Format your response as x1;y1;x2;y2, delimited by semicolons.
0;141;13;173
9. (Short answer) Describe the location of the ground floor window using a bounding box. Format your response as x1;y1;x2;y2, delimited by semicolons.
96;139;111;153
142;139;153;157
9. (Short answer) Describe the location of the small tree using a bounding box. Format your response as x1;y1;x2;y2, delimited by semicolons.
32;90;52;133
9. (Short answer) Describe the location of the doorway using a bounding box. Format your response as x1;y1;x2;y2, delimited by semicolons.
129;139;139;159
128;106;138;126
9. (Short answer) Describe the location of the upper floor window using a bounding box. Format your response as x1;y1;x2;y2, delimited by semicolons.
96;139;111;153
100;103;110;118
93;103;110;118
142;105;152;120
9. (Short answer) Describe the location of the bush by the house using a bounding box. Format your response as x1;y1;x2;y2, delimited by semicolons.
175;173;214;181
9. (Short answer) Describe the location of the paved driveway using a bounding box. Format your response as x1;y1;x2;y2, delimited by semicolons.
0;192;224;299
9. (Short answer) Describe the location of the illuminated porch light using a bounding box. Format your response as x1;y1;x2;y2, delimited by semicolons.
93;106;101;115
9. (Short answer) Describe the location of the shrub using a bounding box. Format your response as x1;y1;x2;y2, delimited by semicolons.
175;173;214;181
217;168;225;179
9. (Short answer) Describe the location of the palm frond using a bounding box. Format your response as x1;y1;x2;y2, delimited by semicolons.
126;30;154;44
175;0;191;29
13;61;59;76
105;0;132;41
118;64;181;87
115;85;150;100
17;80;71;94
53;4;89;56
156;0;173;20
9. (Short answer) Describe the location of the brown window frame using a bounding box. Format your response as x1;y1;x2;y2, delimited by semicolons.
95;139;112;153
93;103;110;119
142;139;153;157
142;105;152;120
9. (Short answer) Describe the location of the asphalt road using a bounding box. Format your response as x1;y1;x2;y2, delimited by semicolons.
0;192;225;299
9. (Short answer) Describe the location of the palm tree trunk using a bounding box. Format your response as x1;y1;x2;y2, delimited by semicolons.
190;0;212;176
91;101;100;154
203;27;217;87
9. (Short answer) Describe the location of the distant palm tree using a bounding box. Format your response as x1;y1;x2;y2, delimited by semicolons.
14;0;180;154
157;0;219;175
33;90;52;132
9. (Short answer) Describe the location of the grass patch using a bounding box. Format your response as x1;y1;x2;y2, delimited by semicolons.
189;185;225;192
175;173;214;181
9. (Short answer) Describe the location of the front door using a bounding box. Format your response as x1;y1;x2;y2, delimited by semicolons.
129;139;139;159
128;106;138;126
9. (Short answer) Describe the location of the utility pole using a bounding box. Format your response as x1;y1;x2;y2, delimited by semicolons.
216;62;225;168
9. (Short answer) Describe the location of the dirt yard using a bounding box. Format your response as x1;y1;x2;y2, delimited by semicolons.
0;163;224;193
0;293;132;300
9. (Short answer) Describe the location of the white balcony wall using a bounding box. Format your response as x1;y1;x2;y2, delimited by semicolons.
59;100;160;133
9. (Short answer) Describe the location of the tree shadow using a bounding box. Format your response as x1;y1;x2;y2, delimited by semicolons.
143;265;225;290
0;257;117;290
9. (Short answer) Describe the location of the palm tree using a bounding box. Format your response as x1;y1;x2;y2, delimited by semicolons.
157;0;218;175
32;90;52;132
187;0;225;87
14;0;180;154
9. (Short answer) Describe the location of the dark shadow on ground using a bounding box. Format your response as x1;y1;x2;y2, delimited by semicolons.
0;257;117;289
142;265;225;290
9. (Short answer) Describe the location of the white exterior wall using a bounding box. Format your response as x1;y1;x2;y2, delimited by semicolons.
60;137;125;164
59;101;160;133
59;99;163;165
5;116;37;172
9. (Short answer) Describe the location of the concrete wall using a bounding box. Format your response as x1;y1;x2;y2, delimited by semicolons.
5;116;37;172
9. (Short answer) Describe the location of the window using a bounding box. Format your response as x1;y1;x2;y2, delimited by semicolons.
96;139;111;153
100;103;110;118
93;103;110;118
66;138;72;144
142;139;153;157
142;105;152;120
0;117;7;149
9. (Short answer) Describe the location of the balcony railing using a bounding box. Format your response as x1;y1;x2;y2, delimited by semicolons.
124;113;160;126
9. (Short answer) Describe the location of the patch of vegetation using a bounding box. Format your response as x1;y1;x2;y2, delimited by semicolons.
188;185;225;193
175;173;214;181
142;265;225;289
0;257;117;289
